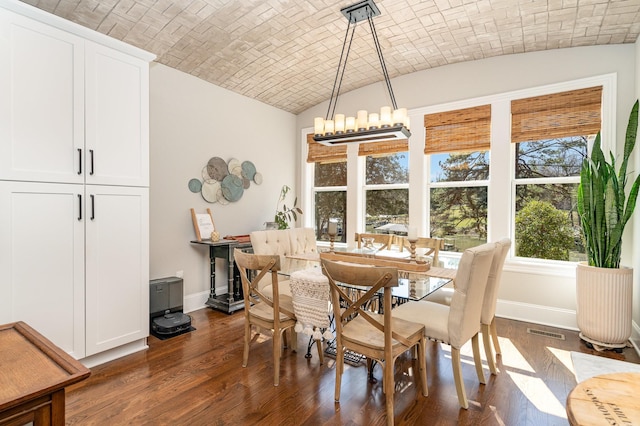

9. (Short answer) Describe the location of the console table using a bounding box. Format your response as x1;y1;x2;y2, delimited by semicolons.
0;321;91;425
191;239;252;314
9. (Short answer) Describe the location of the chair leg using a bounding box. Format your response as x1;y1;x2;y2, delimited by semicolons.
335;343;344;401
418;338;428;397
490;317;501;355
384;359;394;426
451;347;468;409
481;323;498;375
242;321;251;367
290;328;297;353
472;333;486;384
273;328;282;386
315;339;324;364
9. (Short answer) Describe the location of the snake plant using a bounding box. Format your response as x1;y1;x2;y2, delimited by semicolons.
577;100;639;268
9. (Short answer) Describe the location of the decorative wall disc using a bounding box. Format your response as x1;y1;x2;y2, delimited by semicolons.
221;174;244;202
253;172;263;185
188;178;202;193
228;158;242;177
243;177;251;189
207;157;228;181
201;181;220;203
201;166;216;183
241;161;256;180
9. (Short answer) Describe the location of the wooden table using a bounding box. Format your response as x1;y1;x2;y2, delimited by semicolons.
0;321;91;426
566;372;640;425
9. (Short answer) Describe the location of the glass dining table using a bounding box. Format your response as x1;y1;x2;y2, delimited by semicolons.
279;253;453;303
279;251;454;370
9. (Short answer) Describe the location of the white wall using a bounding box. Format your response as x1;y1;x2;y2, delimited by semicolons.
297;44;637;331
149;64;297;310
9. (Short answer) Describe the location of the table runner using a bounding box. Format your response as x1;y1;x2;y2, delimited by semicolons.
290;268;333;341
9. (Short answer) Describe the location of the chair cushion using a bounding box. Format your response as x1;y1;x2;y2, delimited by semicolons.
249;297;295;322
393;300;450;343
261;279;292;299
342;313;424;351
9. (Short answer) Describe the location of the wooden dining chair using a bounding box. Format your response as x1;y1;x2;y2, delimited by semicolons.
392;242;496;409
398;236;444;266
234;249;297;386
354;232;393;250
320;255;428;426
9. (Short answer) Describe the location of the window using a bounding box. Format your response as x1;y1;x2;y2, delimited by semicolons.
307;135;347;242
425;105;491;252
511;86;602;261
362;140;409;235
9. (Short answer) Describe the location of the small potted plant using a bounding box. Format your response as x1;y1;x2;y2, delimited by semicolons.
576;99;639;350
274;185;303;229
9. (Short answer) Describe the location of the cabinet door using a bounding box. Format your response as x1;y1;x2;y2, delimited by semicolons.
0;181;85;358
0;9;84;184
85;42;149;187
85;185;149;356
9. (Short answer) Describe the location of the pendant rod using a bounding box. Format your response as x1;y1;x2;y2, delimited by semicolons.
367;14;397;110
325;20;357;121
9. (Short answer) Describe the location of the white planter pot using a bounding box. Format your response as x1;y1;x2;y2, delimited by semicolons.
576;262;633;349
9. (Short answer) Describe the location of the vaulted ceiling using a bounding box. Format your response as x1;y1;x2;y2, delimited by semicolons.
22;0;640;114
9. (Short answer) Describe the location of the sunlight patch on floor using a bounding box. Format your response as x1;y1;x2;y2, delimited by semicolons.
506;370;567;419
547;347;575;377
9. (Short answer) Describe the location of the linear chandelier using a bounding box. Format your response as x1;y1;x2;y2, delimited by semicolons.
313;0;411;146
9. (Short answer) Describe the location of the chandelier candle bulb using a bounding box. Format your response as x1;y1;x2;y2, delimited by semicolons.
380;106;392;127
345;116;356;132
357;110;368;131
405;116;411;130
368;113;379;129
324;119;334;135
393;108;407;126
334;114;345;133
314;117;324;135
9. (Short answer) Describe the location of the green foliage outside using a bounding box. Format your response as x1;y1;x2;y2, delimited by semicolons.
515;200;574;260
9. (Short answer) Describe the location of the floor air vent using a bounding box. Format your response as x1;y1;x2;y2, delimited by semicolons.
527;328;565;340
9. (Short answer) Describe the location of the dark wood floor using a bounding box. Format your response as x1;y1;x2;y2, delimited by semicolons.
65;308;640;425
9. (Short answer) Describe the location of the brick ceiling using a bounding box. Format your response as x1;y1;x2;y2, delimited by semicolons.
21;0;640;114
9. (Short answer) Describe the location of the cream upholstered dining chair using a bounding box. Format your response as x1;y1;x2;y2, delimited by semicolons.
234;249;296;386
354;232;393;250
479;238;511;375
398;236;445;266
250;229;293;298
392;242;496;409
288;227;319;256
320;255;428;426
425;238;511;375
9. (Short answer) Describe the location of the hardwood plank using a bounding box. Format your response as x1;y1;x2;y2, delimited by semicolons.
66;309;640;425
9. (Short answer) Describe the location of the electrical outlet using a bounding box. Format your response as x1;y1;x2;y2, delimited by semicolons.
176;270;184;278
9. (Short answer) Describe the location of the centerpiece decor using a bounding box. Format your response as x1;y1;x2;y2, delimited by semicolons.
274;185;303;230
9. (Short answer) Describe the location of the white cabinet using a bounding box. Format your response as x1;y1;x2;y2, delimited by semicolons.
0;181;86;359
85;186;149;356
0;9;85;184
0;8;149;187
84;43;149;187
0;2;154;363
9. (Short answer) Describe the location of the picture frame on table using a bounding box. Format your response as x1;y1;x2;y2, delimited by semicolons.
191;208;216;241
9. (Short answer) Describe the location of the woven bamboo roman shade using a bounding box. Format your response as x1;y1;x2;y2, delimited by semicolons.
424;104;491;154
358;139;408;157
511;86;602;143
306;134;347;163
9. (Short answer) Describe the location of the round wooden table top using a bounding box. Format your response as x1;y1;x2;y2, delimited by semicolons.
566;372;640;425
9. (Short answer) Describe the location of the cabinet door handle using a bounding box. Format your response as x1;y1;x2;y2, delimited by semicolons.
89;149;94;175
77;194;82;220
77;148;82;175
90;194;95;220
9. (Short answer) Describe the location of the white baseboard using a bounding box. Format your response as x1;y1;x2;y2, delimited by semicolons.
496;299;578;330
497;299;640;358
80;339;148;368
184;290;210;313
